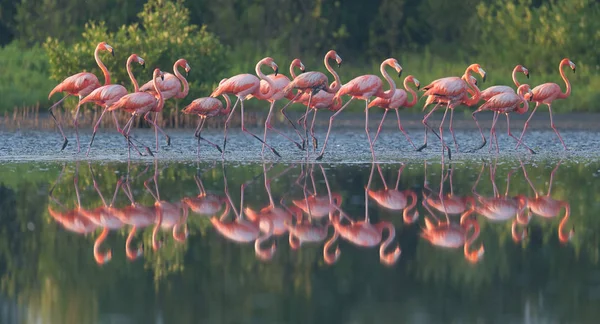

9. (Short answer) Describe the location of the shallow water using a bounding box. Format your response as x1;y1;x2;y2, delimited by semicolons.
0;159;599;323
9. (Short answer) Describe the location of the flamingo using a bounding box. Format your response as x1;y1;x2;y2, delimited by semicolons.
422;161;475;219
472;84;536;153
471;161;529;243
417;64;487;155
82;53;146;156
479;64;530;101
281;50;343;146
140;58;191;151
515;58;575;151
47;41;114;151
316;58;403;161
249;58;306;154
368;75;421;150
210;57;281;158
520;160;573;244
182;173;228;216
292;164;342;220
420;208;485;263
182;82;231;156
107;68;165;158
367;163;419;224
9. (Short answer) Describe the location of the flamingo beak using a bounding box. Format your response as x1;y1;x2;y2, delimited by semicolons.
300;63;306;73
416;81;421;90
570;61;576;72
185;63;191;77
106;45;114;56
525;71;529;78
528;91;533;101
336;55;342;68
274;67;279;76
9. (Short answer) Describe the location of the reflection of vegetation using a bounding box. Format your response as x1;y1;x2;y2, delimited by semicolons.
0;159;598;322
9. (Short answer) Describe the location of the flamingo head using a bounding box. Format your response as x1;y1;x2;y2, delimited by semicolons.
517;84;533;101
262;57;279;76
406;75;420;90
130;54;145;68
384;58;403;77
329;95;343;112
517;65;529;78
326;50;342;67
291;58;306;73
468;63;486;82
98;42;114;56
176;59;191;76
153;68;165;81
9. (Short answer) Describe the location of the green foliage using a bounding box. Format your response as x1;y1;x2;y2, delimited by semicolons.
43;0;227;111
0;42;54;112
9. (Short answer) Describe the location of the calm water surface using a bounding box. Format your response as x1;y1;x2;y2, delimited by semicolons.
0;159;599;324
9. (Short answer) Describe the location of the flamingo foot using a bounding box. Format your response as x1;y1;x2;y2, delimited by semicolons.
316;153;325;161
313;137;318;150
467;137;487;153
61;138;69;151
166;135;171;146
295;141;303;150
416;143;427;152
146;147;154;157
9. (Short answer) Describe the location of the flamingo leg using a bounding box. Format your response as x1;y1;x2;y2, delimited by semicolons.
488;112;500;154
152;111;171;151
417;102;442;152
263;101;303;153
547;103;568;150
48;94;70;151
87;106;109;156
506;113;535;154
310;108;318;151
316;97;354;161
469;109;487;152
449;108;459;151
303;93;314;158
195;118;205;157
395;109;417;150
371;109;388;148
515;102;538;149
72;97;83;153
438;105;452;163
222;97;240;157
144;112;170;154
240;99;281;158
280;92;306;147
123;114;152;158
364;100;377;160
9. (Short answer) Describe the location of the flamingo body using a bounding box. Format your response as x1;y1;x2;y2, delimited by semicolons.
49;72;101;99
210;74;260;99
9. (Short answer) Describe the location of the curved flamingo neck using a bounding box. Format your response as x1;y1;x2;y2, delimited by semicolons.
379;62;396;100
558;202;572;243
290;61;301;79
93;227;111;264
515;85;529;114
95;45;110;85
404;78;418;108
323;54;341;93
402;191;419;223
379;222;399;264
512;66;522;87
558;61;572;99
254;60;275;100
323;230;340;264
463;76;481;106
153;71;164;111
221;94;232;115
174;60;189;99
125;226;142;260
126;56;140;92
255;219;275;260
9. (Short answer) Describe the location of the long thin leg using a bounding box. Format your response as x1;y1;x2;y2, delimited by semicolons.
364;100;377;160
506;114;535;154
262;101;276;157
222;97;240;158
151;111;171;151
263;101;304;153
449;108;459;151
316;97;354;161
195;118;205;157
515;102;539;149
73;97;83;153
438;105;451;163
303;93;314;158
310;108;318;151
417;102;441;152
144;112;170;154
280;92;305;146
371;109;388;147
395;109;417;149
194;118;221;153
240;99;281;158
489;112;500;154
48;94;71;151
124;115;152;158
547;103;568;150
547;159;563;196
469;110;487;152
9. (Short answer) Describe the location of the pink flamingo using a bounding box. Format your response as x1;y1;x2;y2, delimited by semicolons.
418;64;487;155
212;178;276;261
182;84;231;156
420;208;485;263
479;64;529;101
520;160;573;244
182;172;228;216
250;58;306;153
368;75;421;150
210;57;281;157
367;163;419;224
107;68;166;158
292;164;342;220
472;84;535;153
471;161;529;243
140;59;191;151
281;50;343;146
47;42;114;151
422;161;475;218
82;54;146;156
317;58;403;161
515;58;575;151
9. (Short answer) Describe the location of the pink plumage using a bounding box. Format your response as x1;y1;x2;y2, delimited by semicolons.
48;72;101;99
139;58;191;99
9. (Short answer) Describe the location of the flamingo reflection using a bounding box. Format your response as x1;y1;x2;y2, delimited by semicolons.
182;170;228;217
367;163;419;224
420;162;485;263
292;164;342;220
210;166;276;261
328;163;402;266
471;160;529;243
521;160;573;244
422;161;475;217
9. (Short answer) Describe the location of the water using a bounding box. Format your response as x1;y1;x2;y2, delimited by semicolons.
0;159;599;323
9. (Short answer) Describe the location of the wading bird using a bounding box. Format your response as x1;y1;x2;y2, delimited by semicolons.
47;42;114;151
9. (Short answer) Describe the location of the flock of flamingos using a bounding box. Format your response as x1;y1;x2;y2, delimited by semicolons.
47;42;576;160
48;160;572;266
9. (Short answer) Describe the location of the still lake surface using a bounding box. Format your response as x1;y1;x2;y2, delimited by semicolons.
0;158;599;323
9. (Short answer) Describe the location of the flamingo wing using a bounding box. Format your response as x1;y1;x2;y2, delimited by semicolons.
336;75;382;99
81;85;128;106
210;74;258;97
107;92;157;113
422;77;466;97
49;72;101;98
283;71;327;94
182;97;223;116
531;83;561;102
480;85;515;101
479;92;520;112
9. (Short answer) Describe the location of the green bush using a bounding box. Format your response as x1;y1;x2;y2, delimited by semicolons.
0;42;54;112
43;0;228;112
